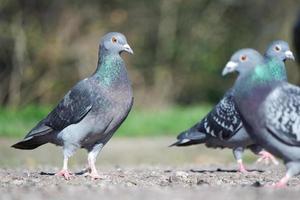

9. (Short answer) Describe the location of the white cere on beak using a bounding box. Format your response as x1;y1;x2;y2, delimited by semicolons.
285;50;295;60
222;61;238;76
123;44;134;54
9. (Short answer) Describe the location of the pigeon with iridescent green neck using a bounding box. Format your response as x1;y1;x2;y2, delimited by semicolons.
12;32;134;180
171;41;294;172
223;48;300;188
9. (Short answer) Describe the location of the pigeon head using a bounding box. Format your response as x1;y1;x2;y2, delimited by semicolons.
265;40;295;62
222;49;264;76
100;32;133;55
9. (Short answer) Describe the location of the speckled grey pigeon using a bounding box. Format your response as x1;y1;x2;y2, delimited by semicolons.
171;41;294;172
12;32;134;180
223;48;299;187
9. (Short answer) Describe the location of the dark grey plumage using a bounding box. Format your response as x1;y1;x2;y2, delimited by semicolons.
172;89;242;145
12;32;134;179
223;48;298;187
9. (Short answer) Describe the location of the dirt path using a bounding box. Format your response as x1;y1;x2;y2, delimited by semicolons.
0;137;299;199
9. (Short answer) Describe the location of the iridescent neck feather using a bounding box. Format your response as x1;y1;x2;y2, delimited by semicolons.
95;48;127;87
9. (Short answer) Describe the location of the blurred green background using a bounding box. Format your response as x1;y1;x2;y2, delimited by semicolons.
0;0;299;137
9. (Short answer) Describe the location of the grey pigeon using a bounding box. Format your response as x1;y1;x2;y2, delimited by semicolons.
171;41;294;172
223;48;299;187
12;32;134;180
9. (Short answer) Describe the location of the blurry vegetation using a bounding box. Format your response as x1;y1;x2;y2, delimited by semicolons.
0;0;299;108
0;105;212;137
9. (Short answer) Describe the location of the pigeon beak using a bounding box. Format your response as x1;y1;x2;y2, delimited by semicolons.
222;61;238;76
123;44;134;54
285;50;295;61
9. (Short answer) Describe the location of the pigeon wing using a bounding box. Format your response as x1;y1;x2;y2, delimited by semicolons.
264;83;300;146
198;90;243;140
25;79;93;138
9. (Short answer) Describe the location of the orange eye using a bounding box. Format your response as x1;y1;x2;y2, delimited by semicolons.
112;37;117;43
240;55;247;61
275;45;280;51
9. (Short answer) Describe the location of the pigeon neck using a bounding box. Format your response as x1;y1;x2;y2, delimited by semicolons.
264;57;287;81
234;61;282;112
95;51;128;87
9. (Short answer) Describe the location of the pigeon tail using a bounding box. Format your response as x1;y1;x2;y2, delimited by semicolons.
169;130;207;147
12;135;52;150
12;123;56;150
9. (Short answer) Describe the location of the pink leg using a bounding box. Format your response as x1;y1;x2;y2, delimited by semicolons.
56;169;72;180
55;156;73;180
88;163;102;180
84;152;102;180
274;175;289;188
265;174;290;188
237;159;248;173
257;150;279;165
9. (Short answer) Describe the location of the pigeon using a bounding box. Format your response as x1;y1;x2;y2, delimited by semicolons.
223;48;300;187
171;41;294;172
12;32;134;180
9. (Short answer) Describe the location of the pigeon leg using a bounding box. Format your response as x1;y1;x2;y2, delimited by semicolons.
256;150;279;165
55;147;76;180
85;143;104;180
55;155;72;180
272;161;300;188
233;147;248;173
273;174;290;188
249;145;279;165
237;159;248;173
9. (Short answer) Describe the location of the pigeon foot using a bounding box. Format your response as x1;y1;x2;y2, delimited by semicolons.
237;160;248;173
265;175;289;188
56;169;73;180
257;150;279;165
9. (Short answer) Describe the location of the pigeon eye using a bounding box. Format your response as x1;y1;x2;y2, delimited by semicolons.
275;45;281;52
112;37;117;43
240;55;247;62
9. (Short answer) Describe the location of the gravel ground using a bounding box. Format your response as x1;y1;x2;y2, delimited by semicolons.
0;137;299;199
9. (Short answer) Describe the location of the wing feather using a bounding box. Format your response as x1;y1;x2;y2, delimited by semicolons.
264;83;300;146
25;79;94;138
197;89;243;140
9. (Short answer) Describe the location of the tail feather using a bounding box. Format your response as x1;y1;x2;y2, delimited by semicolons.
169;138;201;147
170;129;207;147
12;135;52;150
12;122;55;150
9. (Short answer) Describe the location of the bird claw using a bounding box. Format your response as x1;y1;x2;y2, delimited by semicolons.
256;151;279;165
273;182;287;188
264;182;287;188
264;175;289;188
238;164;249;173
55;169;73;180
237;160;248;173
